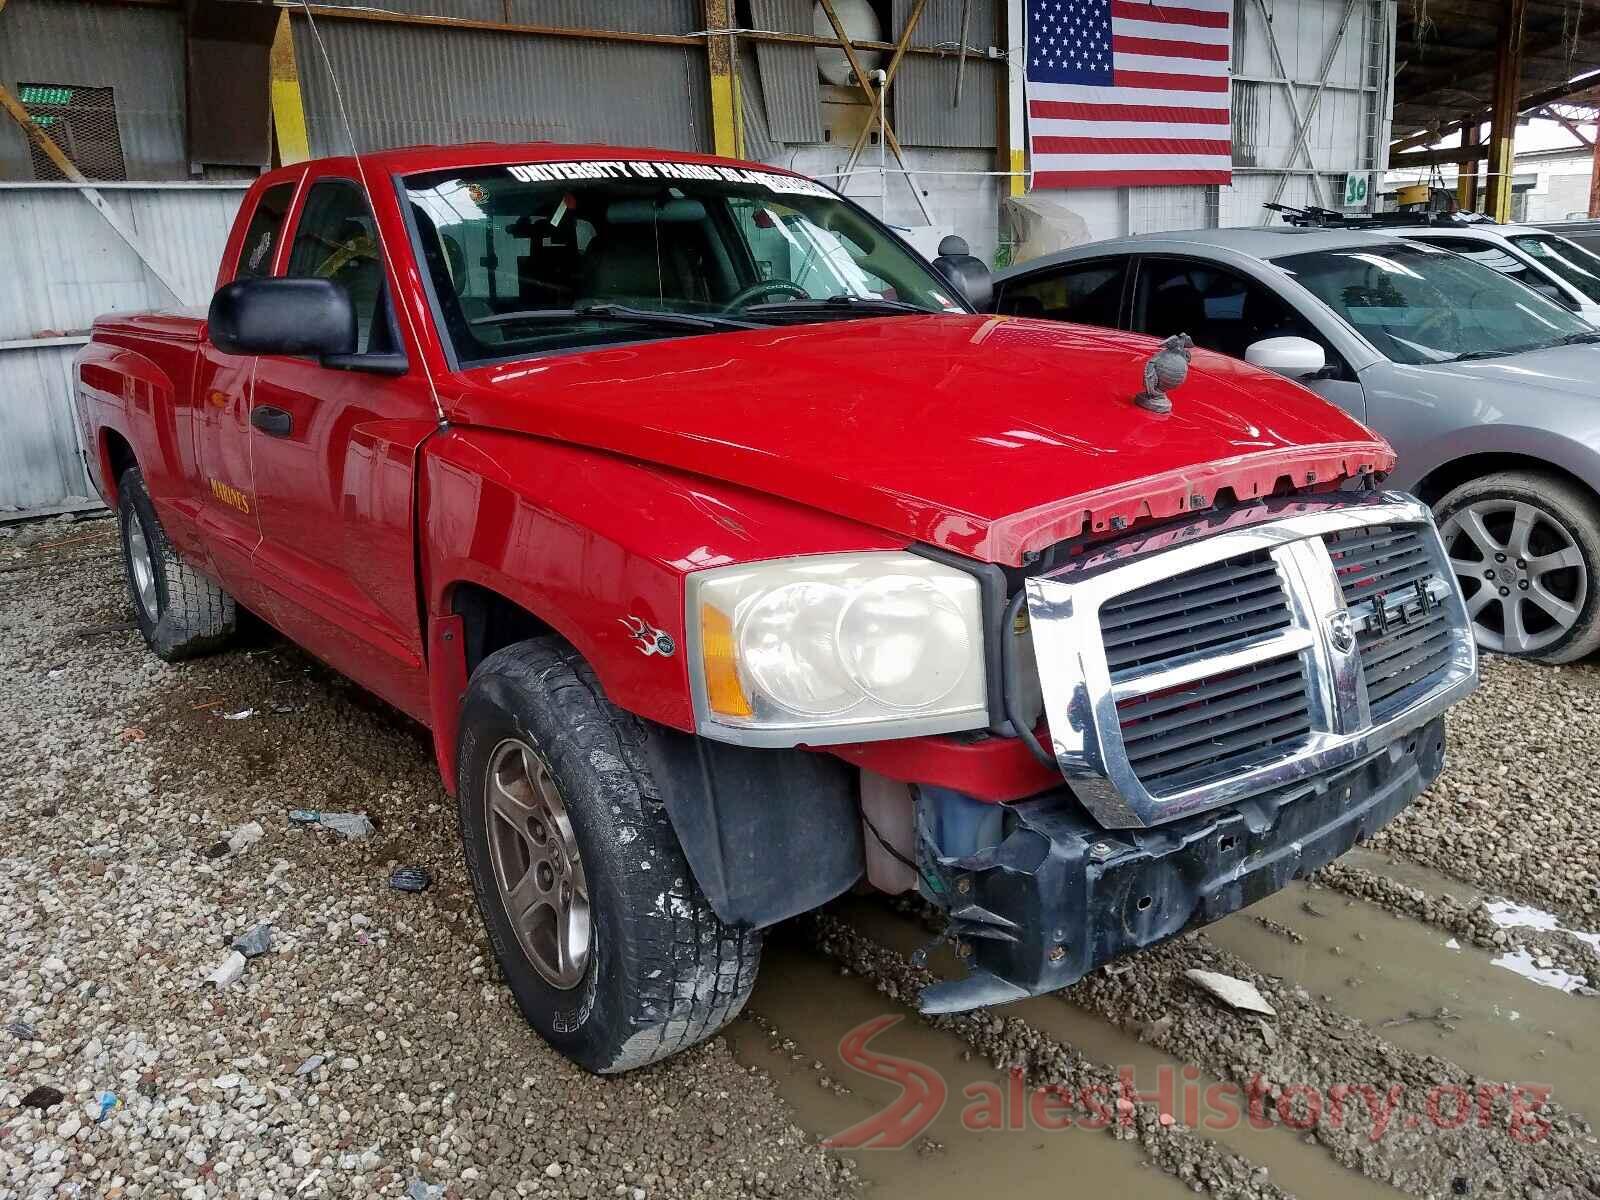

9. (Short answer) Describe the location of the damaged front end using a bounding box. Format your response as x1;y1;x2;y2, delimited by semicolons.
907;492;1477;1013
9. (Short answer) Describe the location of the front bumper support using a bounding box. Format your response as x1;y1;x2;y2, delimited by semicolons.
914;717;1446;1013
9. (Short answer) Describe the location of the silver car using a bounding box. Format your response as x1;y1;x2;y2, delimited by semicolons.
993;228;1600;662
1389;222;1600;327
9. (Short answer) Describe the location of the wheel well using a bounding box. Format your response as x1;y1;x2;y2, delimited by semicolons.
1411;453;1598;509
450;582;559;678
103;430;136;502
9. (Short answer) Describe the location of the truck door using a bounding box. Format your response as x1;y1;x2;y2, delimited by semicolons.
244;172;438;721
191;177;299;607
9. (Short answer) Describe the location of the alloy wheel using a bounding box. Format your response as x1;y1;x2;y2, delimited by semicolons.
125;511;159;620
1440;498;1587;654
484;738;592;989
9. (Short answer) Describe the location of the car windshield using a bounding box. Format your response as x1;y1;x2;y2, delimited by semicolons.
1507;232;1600;304
1273;242;1592;364
401;161;965;366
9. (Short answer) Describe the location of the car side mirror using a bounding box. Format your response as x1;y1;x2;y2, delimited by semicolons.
1245;335;1327;380
931;234;993;310
209;277;357;359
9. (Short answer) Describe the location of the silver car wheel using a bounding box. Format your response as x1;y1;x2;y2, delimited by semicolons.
484;738;592;990
125;512;159;620
1441;498;1587;654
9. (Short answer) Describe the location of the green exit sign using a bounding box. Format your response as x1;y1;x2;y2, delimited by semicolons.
19;85;74;106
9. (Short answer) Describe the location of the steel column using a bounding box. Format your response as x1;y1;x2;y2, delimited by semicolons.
1485;0;1528;224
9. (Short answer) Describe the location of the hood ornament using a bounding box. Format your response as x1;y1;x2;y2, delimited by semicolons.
1134;333;1192;414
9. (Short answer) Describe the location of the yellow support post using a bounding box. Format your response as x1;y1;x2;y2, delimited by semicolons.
1457;116;1480;211
271;11;311;166
703;0;741;159
1484;0;1527;223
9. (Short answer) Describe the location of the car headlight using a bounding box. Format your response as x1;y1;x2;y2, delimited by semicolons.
686;552;989;746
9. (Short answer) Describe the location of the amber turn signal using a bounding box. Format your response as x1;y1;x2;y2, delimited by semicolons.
699;603;752;718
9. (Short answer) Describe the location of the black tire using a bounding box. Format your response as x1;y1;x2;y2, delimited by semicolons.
456;638;760;1074
1435;470;1600;664
117;466;237;661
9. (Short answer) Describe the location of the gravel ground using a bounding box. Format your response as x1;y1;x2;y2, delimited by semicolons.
0;516;848;1200
1363;655;1600;932
5;511;1600;1200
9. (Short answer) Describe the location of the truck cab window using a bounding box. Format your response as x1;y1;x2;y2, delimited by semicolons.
994;260;1126;326
234;182;296;281
286;180;393;355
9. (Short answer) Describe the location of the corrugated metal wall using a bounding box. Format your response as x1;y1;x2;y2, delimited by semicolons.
0;184;247;511
749;0;825;144
0;0;186;180
291;11;713;156
892;0;1001;149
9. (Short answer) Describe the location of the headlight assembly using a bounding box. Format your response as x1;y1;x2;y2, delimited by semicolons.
686;552;988;746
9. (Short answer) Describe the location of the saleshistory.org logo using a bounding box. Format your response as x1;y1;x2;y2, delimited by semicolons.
822;1017;1554;1150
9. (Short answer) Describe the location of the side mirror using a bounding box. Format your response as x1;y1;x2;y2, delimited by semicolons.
1245;335;1327;380
209;277;357;358
931;234;993;310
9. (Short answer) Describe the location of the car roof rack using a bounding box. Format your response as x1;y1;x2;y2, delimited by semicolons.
1263;203;1498;230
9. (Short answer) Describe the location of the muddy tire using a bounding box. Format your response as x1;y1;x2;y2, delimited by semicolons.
1435;471;1600;664
456;637;760;1074
117;467;237;661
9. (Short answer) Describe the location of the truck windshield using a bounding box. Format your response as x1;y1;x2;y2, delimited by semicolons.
401;161;966;365
1507;232;1600;304
1273;241;1593;364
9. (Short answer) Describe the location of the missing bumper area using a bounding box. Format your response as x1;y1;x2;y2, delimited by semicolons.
913;717;1447;1015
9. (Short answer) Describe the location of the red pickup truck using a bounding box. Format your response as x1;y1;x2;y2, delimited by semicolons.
75;143;1478;1074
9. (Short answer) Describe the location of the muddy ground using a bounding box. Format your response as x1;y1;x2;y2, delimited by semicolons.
3;512;1599;1200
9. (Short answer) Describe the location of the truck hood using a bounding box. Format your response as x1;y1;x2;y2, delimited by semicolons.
450;315;1391;565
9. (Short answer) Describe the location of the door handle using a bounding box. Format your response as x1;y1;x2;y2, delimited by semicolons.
250;405;293;437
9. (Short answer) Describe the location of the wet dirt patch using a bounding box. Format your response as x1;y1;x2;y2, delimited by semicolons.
1208;879;1600;1119
733;935;1194;1200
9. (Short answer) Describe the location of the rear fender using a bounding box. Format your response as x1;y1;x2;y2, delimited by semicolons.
74;340;197;546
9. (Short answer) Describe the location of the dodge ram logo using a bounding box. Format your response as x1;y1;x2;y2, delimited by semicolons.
619;615;675;658
1326;609;1356;654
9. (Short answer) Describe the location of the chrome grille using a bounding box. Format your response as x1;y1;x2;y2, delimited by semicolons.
1025;494;1479;830
1100;548;1292;679
1117;653;1312;795
1325;525;1457;720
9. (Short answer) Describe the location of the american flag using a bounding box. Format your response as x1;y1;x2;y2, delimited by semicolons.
1025;0;1233;189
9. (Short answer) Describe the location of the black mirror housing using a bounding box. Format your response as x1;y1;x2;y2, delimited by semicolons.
208;277;358;358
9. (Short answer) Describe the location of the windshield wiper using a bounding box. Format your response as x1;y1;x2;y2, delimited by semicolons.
741;294;936;317
1447;329;1600;362
1445;349;1515;362
468;303;758;333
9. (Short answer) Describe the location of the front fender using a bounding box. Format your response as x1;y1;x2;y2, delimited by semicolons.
1395;422;1600;497
420;426;904;737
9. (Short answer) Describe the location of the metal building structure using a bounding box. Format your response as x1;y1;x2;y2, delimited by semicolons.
1;0;1399;513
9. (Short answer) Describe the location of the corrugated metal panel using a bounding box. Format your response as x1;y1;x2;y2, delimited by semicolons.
0;187;244;341
293;17;711;155
0;0;186;180
736;45;783;164
0;184;243;511
310;0;700;34
891;0;1000;149
1233;81;1264;168
0;344;91;511
750;0;824;144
